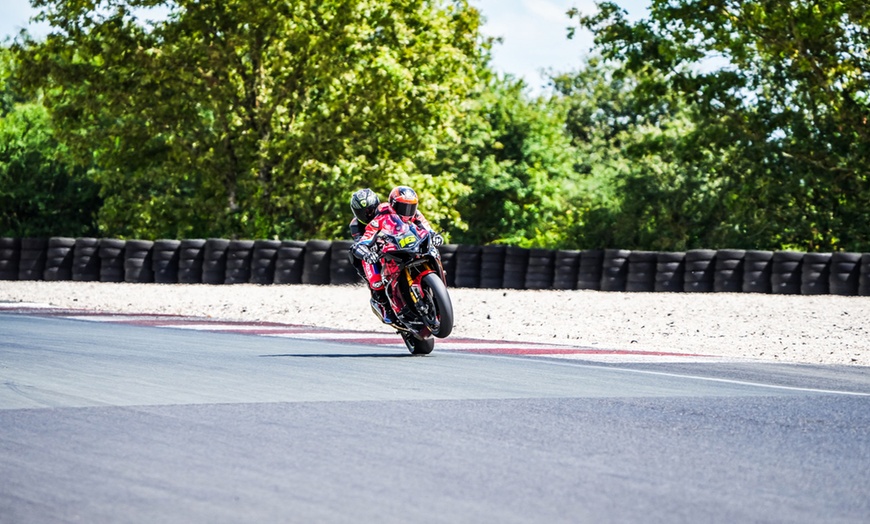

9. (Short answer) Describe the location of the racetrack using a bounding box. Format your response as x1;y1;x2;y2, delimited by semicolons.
1;281;869;365
2;311;870;523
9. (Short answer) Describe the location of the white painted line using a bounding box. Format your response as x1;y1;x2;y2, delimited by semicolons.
267;332;383;339
433;342;581;351
155;323;298;332
550;354;718;363
476;353;870;397
0;302;60;309
64;315;163;322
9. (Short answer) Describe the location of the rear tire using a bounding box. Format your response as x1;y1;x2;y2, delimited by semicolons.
402;332;434;355
422;273;453;338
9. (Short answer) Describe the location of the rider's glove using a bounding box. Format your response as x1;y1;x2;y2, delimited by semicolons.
353;243;380;265
364;250;380;265
431;232;444;247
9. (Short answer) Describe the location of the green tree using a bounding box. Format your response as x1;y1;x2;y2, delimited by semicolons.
571;0;870;251
0;47;100;237
423;75;578;247
15;0;486;239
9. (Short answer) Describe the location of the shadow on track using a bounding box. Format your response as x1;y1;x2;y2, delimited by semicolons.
260;353;419;358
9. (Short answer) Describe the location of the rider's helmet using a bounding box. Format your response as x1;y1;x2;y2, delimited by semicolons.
350;188;380;224
389;186;418;222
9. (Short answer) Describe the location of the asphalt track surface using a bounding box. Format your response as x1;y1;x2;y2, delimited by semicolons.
2;310;870;523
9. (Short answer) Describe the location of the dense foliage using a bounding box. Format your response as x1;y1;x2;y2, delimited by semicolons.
0;48;100;237
569;0;870;251
3;0;869;251
14;0;485;239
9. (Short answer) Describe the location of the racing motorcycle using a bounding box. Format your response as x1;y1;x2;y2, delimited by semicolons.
368;215;454;355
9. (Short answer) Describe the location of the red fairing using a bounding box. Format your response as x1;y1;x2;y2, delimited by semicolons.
357;204;433;247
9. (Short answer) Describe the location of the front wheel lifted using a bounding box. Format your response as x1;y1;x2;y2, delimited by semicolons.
402;332;434;355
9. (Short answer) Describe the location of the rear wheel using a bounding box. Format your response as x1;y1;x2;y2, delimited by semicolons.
402;332;434;355
421;273;453;338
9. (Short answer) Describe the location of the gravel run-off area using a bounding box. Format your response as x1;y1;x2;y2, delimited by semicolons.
1;281;868;366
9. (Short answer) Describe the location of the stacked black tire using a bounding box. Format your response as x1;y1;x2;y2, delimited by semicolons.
72;238;101;281
655;252;684;292
480;245;506;289
302;240;331;285
274;240;306;285
576;250;603;290
225;240;255;284
714;249;745;293
502;247;529;290
684;249;716;292
251;240;282;285
18;238;48;281
830;253;862;296
152;240;181;284
0;238;20;280
5;238;870;296
178;240;206;284
525;249;555;290
454;245;482;288
553;250;581;290
626;251;656;292
43;237;75;281
99;239;126;282
600;249;630;292
743;250;773;293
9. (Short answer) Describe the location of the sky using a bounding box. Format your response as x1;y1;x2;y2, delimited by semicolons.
1;0;647;95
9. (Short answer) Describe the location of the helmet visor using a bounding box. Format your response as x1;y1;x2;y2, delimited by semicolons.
393;201;417;219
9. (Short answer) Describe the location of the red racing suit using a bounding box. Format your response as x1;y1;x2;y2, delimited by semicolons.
355;202;435;290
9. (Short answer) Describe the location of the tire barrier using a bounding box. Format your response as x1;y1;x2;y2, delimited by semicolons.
743;250;773;294
553;250;581;290
771;250;803;295
43;237;75;281
0;237;21;280
600;249;630;292
274;240;306;285
503;246;530;290
177;239;206;284
684;249;716;292
480;245;506;289
329;240;361;285
202;239;229;285
125;240;154;283
99;238;126;282
152;239;181;284
801;253;831;296
454;244;482;289
18;238;48;281
626;251;656;292
525;248;556;290
576;249;603;290
861;254;870;297
301;239;331;285
714;249;745;293
437;244;458;287
72;237;101;282
5;237;870;296
829;252;861;296
655;251;685;292
225;240;254;285
250;240;281;285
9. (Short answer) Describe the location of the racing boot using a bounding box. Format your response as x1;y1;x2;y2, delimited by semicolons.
370;288;397;325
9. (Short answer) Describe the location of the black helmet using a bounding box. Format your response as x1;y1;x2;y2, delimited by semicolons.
350;188;380;224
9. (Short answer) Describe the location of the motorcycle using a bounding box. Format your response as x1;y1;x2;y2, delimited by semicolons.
368;214;454;355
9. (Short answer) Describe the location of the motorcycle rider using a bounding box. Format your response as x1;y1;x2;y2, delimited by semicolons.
351;185;444;324
348;188;382;242
348;188;388;311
